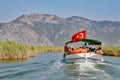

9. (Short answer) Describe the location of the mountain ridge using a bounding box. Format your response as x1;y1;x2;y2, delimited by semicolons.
0;13;120;46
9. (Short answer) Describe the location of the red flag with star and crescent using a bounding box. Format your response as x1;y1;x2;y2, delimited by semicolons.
72;30;86;42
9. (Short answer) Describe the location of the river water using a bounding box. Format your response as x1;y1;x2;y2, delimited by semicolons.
0;52;120;80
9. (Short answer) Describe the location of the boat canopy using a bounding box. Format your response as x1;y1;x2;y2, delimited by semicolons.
65;39;102;46
80;39;102;45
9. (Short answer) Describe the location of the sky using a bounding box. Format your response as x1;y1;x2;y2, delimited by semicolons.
0;0;120;23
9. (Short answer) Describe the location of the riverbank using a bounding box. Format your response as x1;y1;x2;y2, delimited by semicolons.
0;41;63;60
0;41;119;60
103;46;120;57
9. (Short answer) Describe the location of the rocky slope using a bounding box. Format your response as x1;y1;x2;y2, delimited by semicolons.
0;13;120;46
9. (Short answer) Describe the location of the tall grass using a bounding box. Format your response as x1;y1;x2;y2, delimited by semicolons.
103;46;120;56
0;41;63;60
1;41;119;60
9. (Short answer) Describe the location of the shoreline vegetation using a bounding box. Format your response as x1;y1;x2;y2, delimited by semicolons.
103;46;120;57
0;41;63;60
0;41;119;60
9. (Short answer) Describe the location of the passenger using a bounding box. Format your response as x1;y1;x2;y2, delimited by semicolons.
71;48;74;50
97;46;102;50
82;43;87;48
88;47;92;52
67;48;74;54
96;46;103;55
64;45;68;52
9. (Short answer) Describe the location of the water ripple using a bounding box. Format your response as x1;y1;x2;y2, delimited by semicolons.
0;52;120;80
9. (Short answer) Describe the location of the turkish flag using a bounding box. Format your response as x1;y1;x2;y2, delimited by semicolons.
72;30;86;42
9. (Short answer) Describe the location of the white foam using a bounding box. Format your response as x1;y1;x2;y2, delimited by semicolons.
76;62;95;71
53;60;64;69
75;62;114;80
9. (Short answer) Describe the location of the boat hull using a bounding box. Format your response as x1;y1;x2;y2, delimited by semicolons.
63;53;103;64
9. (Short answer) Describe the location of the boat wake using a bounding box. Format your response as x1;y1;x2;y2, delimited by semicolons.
60;60;119;80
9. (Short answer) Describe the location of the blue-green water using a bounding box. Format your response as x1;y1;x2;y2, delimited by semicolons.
0;52;120;80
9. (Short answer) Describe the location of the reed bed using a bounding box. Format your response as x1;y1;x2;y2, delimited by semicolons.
0;41;119;60
0;41;63;60
103;46;120;56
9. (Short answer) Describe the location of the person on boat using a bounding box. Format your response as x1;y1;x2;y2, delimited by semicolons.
88;47;96;52
64;45;68;52
64;45;70;58
96;46;103;55
82;43;87;48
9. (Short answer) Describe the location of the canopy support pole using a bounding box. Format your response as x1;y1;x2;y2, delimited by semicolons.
85;54;88;63
101;56;104;62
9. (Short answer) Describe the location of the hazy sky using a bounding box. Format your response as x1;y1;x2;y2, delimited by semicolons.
0;0;120;22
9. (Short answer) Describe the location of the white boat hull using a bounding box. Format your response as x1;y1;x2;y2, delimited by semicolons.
63;53;103;63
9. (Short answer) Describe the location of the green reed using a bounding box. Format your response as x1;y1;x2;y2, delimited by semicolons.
103;46;120;56
0;41;63;60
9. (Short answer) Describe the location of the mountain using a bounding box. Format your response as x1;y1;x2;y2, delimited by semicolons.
0;13;120;46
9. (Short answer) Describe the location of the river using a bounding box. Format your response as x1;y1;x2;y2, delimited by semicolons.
0;52;120;80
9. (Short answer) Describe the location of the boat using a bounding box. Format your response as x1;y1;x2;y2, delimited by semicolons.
62;30;104;64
